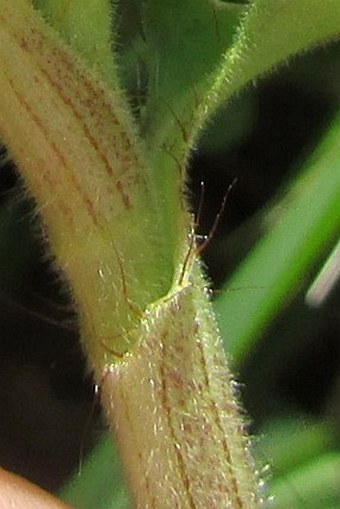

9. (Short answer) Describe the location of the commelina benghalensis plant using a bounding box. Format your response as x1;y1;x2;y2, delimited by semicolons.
0;1;340;507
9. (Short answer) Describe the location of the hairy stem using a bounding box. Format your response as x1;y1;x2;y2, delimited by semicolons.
0;1;260;507
0;0;173;367
102;268;260;508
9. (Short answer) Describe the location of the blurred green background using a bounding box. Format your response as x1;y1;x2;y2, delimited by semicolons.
0;6;339;509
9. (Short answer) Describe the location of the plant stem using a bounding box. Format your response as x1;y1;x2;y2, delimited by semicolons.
102;266;260;508
0;1;261;507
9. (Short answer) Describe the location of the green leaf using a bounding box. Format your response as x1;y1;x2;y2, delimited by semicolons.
141;1;243;262
204;0;340;120
142;0;242;148
140;1;340;263
269;453;340;509
256;416;334;478
215;112;340;362
143;0;340;156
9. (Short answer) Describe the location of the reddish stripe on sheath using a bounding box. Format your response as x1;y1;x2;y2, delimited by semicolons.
7;77;100;227
159;336;197;509
195;338;244;509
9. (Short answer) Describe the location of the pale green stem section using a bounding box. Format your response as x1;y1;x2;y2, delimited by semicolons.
0;0;173;366
102;267;260;509
0;1;260;507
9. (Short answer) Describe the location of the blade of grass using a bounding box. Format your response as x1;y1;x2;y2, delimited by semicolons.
214;113;340;362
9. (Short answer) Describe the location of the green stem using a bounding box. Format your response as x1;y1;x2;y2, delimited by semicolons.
0;1;260;507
